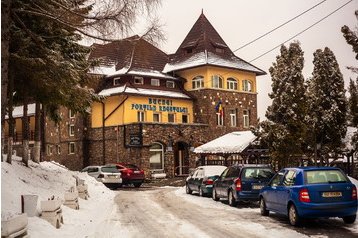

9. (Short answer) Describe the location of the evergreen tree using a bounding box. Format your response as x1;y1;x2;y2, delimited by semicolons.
348;79;358;127
306;47;347;164
258;42;307;168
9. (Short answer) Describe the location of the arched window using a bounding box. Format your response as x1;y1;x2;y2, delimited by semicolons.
150;142;164;170
227;77;238;90
212;75;223;88
242;80;253;92
192;76;204;89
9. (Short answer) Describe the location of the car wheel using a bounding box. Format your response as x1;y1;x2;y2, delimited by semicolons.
133;183;142;188
343;215;356;224
186;183;192;194
288;204;301;226
212;187;219;201
260;198;269;216
228;190;237;207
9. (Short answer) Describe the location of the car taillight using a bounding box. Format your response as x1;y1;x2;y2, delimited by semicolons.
205;179;213;185
98;174;104;178
122;169;132;176
235;178;241;191
352;186;357;200
299;188;311;203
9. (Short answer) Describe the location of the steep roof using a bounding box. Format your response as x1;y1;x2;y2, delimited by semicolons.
165;13;266;75
88;36;171;78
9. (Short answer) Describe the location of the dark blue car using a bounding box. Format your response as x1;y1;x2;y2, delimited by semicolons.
259;167;357;226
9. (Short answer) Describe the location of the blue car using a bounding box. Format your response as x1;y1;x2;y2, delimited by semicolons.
259;167;357;226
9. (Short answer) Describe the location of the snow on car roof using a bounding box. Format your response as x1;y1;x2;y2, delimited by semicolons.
201;165;227;176
194;131;256;154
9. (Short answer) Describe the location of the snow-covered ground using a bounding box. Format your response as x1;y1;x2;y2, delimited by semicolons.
1;156;116;237
2;156;358;237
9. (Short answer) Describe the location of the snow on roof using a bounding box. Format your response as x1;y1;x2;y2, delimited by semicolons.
98;86;191;99
344;126;357;151
163;51;265;75
5;103;36;119
194;131;257;154
89;65;117;75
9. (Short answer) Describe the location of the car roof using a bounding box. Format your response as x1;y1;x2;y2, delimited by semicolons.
283;167;342;171
229;164;271;168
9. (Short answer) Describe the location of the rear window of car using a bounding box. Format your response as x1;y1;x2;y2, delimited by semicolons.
101;166;119;173
242;168;274;180
305;170;348;184
125;164;139;170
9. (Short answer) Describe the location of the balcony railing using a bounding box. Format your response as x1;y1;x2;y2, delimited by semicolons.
4;131;35;144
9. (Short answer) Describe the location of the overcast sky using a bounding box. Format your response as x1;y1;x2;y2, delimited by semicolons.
146;0;357;119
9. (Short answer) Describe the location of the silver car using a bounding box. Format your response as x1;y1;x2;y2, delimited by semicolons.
81;165;122;189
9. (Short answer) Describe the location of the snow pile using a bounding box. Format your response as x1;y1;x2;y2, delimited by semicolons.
1;156;116;238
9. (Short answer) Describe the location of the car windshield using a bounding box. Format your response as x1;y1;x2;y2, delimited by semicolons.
101;166;119;173
305;170;348;184
242;168;274;180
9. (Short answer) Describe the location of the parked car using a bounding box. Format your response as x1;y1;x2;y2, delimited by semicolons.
259;167;357;226
212;164;274;206
81;165;122;189
113;163;145;188
186;165;227;197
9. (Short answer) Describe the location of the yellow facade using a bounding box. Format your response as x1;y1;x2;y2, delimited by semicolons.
178;66;257;93
91;95;194;128
4;116;35;138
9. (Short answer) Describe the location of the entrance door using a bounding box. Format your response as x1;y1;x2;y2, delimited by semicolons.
174;141;189;176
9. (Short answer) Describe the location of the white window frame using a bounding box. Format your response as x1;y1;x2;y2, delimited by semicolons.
182;114;189;123
57;145;61;155
69;142;75;155
151;78;160;86
69;109;75;118
149;142;164;171
168;113;175;123
69;124;75;136
134;76;144;85
192;76;204;89
47;145;53;155
227;78;238;90
230;110;237;127
243;110;250;128
242;80;253;92
153;112;161;123
137;111;145;122
216;113;224;126
166;81;175;88
212;75;223;89
113;77;120;86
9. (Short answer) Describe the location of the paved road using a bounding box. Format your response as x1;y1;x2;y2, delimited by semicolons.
112;186;358;238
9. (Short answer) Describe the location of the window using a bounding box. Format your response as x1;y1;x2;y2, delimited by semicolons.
243;110;250;128
149;143;164;170
283;170;296;186
69;124;75;136
242;80;253;92
47;145;53;155
166;81;175;88
216;113;224;126
182;114;188;123
57;145;61;155
212;75;223;88
192;76;204;89
69;109;75;118
151;78;160;86
69;142;75;154
229;110;237;127
168;113;175;123
227;78;238;90
113;77;120;86
137;111;145;122
153;112;161;123
270;171;285;186
134;76;144;85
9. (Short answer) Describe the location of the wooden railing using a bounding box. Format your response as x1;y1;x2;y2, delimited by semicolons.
4;131;35;143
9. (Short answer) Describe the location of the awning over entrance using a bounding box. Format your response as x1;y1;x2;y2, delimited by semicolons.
194;131;257;155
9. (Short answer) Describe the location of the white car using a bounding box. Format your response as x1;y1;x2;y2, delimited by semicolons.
81;165;122;189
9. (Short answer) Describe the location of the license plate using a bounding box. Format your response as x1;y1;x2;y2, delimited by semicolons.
134;171;140;174
108;175;117;178
252;185;263;190
322;192;342;198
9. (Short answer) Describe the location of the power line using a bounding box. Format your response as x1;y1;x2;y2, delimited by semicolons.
233;0;327;52
249;0;353;63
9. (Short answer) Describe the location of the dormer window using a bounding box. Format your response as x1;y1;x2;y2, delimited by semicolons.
113;77;120;86
151;78;160;86
186;49;193;54
166;81;175;88
134;76;144;85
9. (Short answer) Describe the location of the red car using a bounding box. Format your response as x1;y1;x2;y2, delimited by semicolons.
115;163;145;187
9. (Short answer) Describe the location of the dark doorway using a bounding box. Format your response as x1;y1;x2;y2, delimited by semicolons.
174;141;189;176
